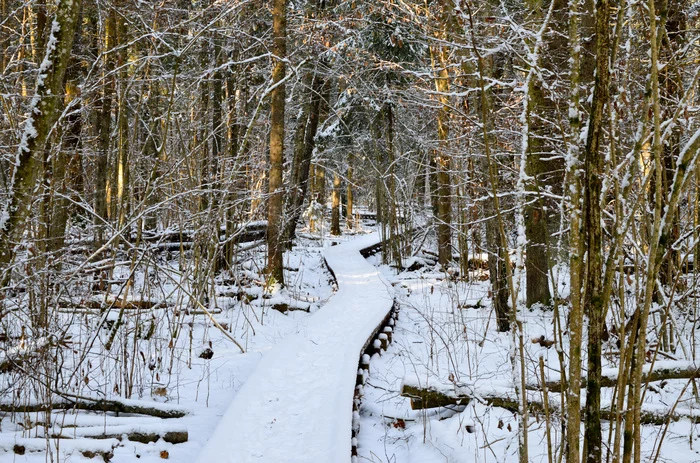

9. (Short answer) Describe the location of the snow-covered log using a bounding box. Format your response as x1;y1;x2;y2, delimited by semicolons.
0;395;188;419
401;382;699;425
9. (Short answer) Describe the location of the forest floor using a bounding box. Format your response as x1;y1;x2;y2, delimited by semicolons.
3;224;700;462
357;251;700;463
1;227;339;462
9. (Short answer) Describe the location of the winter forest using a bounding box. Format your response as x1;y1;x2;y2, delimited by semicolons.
3;0;700;462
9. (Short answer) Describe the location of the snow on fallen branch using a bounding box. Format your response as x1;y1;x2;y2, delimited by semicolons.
0;392;188;419
528;360;700;393
48;422;188;444
400;376;700;425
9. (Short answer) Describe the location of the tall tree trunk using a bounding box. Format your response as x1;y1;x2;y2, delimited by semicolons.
47;76;82;253
0;0;6;71
95;8;116;246
267;0;287;286
582;0;610;460
346;163;354;229
31;1;46;64
223;55;241;268
657;0;686;295
46;5;86;254
470;16;510;333
284;73;326;246
0;0;81;270
115;4;129;231
382;103;399;264
197;35;211;212
331;173;341;236
211;30;225;271
566;0;585;456
625;0;677;460
431;46;452;268
212;36;223;202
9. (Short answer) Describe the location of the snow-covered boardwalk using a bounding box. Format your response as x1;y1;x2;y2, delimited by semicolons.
197;233;393;463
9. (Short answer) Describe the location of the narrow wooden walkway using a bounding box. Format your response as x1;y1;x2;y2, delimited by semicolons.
197;233;394;463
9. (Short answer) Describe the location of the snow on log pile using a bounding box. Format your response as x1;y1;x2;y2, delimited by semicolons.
197;233;394;463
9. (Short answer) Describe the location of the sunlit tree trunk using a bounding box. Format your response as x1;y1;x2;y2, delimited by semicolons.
95;8;115;246
267;0;287;286
346;163;354;229
331;173;341;236
114;3;129;231
431;45;452;268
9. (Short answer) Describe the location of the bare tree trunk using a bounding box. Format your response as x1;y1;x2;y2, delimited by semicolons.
346;163;354;229
47;77;82;253
524;76;552;308
473;26;509;332
582;0;610;460
331;173;341;236
0;0;81;270
566;0;585;453
267;0;287;286
431;46;452;268
212;34;223;204
115;4;129;231
0;0;6;71
284;73;327;246
657;0;686;300
95;8;115;246
197;36;211;213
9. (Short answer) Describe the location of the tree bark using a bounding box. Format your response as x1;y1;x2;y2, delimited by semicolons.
266;0;287;286
114;3;129;231
47;78;82;253
346;163;354;229
431;46;452;268
582;0;610;460
284;74;327;246
331;173;341;236
94;8;116;247
0;0;81;270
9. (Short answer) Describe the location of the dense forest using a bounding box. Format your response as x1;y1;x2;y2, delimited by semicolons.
2;0;700;462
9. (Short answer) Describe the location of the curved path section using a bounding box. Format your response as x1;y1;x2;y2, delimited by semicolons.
197;233;393;463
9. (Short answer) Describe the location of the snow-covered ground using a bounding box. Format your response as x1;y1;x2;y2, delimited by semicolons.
4;227;700;463
0;233;339;462
356;257;700;463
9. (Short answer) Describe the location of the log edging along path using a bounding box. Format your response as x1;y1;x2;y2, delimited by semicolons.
197;232;396;463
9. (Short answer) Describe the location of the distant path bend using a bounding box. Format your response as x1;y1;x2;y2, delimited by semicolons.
197;232;393;463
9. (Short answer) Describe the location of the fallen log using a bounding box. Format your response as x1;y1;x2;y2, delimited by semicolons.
2;437;118;460
530;360;700;392
59;297;167;311
0;395;188;419
59;396;188;419
400;383;699;425
141;222;267;246
52;429;188;444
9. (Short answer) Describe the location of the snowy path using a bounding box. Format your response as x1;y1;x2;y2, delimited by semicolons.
197;233;394;463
